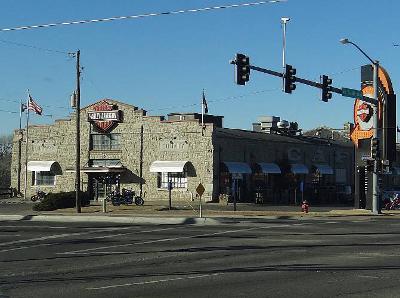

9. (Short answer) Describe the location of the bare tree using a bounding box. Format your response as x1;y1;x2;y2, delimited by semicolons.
0;134;12;187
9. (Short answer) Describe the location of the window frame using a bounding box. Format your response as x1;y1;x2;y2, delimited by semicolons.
32;171;56;186
157;170;188;189
90;133;121;151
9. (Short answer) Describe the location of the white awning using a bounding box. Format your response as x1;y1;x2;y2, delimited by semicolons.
257;162;281;174
27;161;58;172
290;163;309;174
82;166;126;173
149;161;189;173
222;162;252;174
313;164;334;175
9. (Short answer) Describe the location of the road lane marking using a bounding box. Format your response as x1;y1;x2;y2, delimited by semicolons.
357;275;380;279
0;227;182;253
60;225;289;255
0;243;54;253
0;225;71;229
0;226;178;248
87;273;223;290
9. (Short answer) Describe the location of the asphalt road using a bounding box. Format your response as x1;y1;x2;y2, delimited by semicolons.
1;218;400;298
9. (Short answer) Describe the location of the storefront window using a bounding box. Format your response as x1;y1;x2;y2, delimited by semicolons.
90;133;121;150
32;171;55;186
157;171;187;189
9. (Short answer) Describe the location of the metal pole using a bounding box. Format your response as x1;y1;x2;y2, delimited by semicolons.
281;17;290;91
199;194;202;218
372;60;380;214
17;100;23;195
75;50;81;213
23;92;30;201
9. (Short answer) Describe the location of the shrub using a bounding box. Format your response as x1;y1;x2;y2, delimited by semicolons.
33;191;90;211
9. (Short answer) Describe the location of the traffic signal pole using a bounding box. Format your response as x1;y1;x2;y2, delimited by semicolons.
248;64;378;105
372;60;380;214
232;54;381;213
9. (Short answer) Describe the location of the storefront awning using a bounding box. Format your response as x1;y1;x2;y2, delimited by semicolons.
290;163;309;174
149;161;189;173
222;162;252;174
82;166;126;173
27;161;58;172
313;164;334;175
257;162;281;174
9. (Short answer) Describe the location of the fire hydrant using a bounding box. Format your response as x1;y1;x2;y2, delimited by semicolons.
301;200;309;213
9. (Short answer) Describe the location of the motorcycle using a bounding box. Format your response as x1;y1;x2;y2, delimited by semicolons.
384;193;400;210
106;189;144;206
31;190;47;202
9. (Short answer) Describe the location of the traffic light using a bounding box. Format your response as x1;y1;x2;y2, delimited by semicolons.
366;160;374;172
321;75;332;102
371;138;380;159
235;53;250;85
284;64;296;93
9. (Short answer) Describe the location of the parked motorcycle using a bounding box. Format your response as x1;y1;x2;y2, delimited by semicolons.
31;190;47;202
106;189;144;206
384;193;400;210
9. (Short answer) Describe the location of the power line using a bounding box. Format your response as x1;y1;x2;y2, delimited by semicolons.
0;38;70;54
0;97;71;110
0;1;286;32
146;88;280;112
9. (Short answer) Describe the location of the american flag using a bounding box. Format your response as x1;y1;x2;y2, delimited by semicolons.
202;90;208;114
28;95;42;115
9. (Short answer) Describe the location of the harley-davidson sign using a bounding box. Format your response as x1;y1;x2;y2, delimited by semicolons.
350;66;394;147
88;100;122;132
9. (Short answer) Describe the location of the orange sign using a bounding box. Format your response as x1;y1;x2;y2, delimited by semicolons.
350;66;394;147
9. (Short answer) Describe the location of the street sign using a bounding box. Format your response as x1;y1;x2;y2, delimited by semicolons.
342;87;363;99
196;183;205;196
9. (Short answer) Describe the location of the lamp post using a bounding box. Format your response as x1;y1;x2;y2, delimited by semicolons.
281;17;290;91
340;38;380;214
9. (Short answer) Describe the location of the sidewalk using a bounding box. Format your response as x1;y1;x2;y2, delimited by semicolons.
1;198;399;224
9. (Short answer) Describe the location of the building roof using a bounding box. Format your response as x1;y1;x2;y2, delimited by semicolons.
215;127;353;147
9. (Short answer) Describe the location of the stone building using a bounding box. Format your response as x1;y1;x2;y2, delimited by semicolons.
11;98;355;205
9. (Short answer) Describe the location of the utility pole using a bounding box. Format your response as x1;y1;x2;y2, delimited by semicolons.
75;50;81;213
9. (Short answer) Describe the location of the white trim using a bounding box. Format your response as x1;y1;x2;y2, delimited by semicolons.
149;161;189;173
27;161;57;172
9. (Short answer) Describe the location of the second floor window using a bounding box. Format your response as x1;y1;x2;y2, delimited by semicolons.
90;133;121;150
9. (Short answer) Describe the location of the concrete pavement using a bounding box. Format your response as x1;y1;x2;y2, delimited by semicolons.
1;197;399;224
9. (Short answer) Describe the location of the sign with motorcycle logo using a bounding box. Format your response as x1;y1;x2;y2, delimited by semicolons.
350;66;394;147
87;100;122;132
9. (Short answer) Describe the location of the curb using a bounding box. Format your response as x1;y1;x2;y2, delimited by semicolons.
0;214;222;225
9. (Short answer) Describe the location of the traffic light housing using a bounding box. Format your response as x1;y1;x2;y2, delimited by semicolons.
284;64;296;93
321;75;332;102
366;160;374;172
235;53;250;85
371;138;380;159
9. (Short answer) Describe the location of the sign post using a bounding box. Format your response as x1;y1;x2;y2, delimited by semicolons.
196;183;205;218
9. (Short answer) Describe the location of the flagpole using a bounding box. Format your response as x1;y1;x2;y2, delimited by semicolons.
17;99;23;195
23;91;30;201
201;89;206;128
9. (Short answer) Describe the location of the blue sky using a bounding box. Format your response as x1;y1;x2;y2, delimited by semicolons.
0;0;399;136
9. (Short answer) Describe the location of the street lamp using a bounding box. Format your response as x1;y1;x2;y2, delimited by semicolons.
281;17;290;91
340;38;380;214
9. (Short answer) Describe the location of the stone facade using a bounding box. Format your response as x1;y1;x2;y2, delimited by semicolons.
11;98;354;204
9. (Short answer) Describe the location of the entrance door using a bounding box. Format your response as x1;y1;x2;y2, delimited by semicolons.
92;176;117;201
